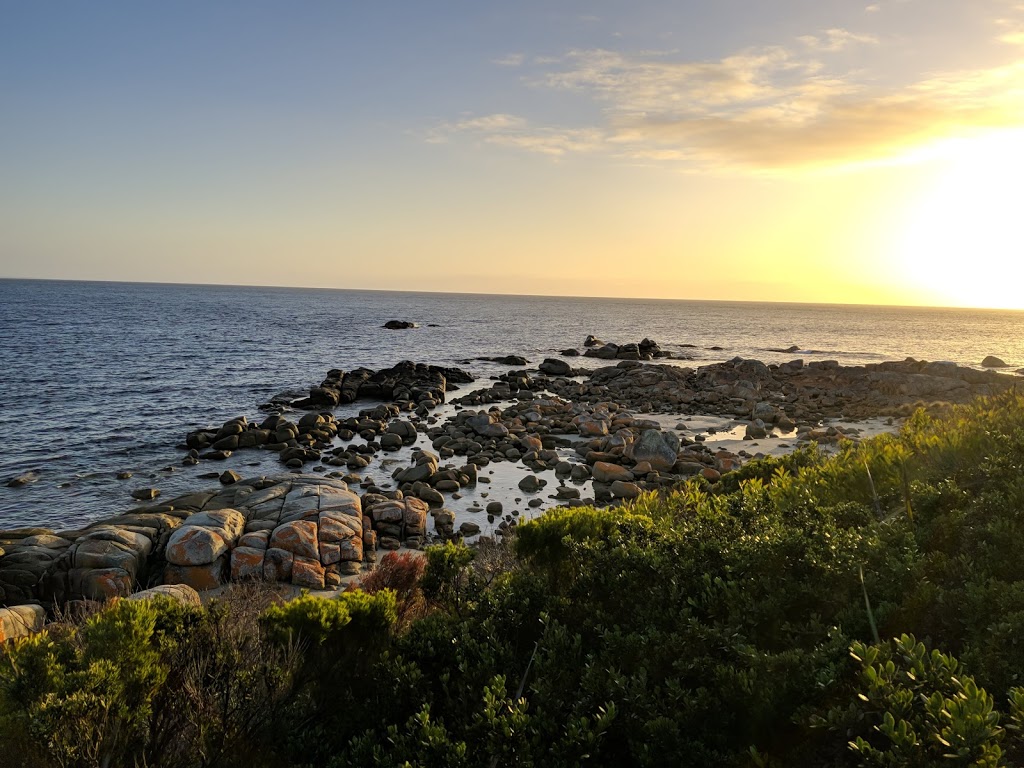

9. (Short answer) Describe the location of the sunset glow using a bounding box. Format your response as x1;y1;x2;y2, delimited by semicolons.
894;129;1024;309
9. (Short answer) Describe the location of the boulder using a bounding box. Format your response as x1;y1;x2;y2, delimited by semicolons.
610;480;643;499
165;526;229;566
184;509;246;544
982;355;1010;368
230;547;266;580
625;429;679;472
591;461;634;484
263;548;294;582
164;558;227;592
0;604;46;641
269;521;320;561
127;584;202;606
291;556;325;589
539;358;572;376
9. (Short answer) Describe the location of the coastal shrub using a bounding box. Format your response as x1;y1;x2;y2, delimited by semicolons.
0;598;167;767
359;551;427;627
13;392;1024;765
419;540;479;613
814;634;1022;767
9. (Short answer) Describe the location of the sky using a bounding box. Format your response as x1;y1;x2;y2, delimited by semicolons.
2;1;1023;308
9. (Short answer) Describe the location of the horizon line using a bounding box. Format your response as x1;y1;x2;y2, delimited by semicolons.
1;274;1021;314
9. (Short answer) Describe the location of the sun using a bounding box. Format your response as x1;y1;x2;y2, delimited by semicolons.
892;128;1024;310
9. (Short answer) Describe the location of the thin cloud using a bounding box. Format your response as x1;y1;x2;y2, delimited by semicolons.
431;19;1024;172
798;28;879;51
493;53;526;67
432;114;606;157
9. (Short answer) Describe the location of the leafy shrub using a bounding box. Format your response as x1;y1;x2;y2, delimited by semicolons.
359;551;427;627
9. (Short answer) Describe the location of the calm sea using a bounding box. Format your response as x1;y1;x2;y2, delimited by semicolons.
2;278;1023;529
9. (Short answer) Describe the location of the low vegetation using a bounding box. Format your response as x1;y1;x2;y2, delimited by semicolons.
6;391;1024;766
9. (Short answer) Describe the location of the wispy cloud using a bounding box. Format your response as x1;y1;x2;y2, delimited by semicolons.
428;114;606;157
493;53;525;67
798;28;879;51
433;20;1024;172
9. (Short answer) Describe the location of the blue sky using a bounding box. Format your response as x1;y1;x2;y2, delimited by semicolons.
2;1;1023;305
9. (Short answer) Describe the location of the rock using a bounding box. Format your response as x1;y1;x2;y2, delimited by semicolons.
518;475;545;493
539;358;573;376
591;461;634;483
575;414;610;437
432;509;456;538
625;429;679;472
269;520;320;561
0;604;46;641
116;471;133;480
982;355;1010;368
418;487;444;506
291;556;326;589
383;320;416;329
127;584;202;606
165;526;229;566
459;522;481;536
185;510;246;544
220;470;242;485
465;412;509;438
485;501;503;514
230;546;267;580
131;488;161;501
745;422;768;440
164;558;226;592
263;548;294;582
610;480;642;499
752;402;779;423
5;471;39;488
584;335;603;347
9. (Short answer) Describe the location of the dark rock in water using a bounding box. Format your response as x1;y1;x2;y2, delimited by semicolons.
6;471;39;488
585;343;619;360
584;335;603;347
539;358;573;376
982;355;1010;368
477;355;529;366
518;475;545;493
561;348;580;356
130;488;160;501
768;345;801;353
219;470;241;485
707;346;724;351
383;320;416;329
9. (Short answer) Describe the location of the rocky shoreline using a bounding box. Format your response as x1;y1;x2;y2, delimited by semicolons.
1;342;1018;639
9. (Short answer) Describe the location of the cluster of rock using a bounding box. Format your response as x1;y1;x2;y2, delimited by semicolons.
0;475;453;611
266;361;473;411
429;389;740;502
577;336;670;361
537;357;1017;423
185;406;421;469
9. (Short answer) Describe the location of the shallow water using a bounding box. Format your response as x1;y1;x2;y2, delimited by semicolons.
2;278;1022;529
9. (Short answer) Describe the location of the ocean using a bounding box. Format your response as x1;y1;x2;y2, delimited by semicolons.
2;278;1022;529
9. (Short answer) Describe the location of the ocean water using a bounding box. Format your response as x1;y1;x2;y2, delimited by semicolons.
2;278;1023;529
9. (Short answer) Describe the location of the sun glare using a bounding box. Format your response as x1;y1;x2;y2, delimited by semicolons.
893;128;1024;310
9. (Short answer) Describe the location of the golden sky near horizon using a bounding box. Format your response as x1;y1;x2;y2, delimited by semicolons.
1;2;1023;308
